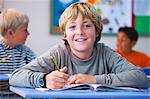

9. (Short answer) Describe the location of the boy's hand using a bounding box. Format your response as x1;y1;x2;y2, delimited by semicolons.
67;74;96;84
45;67;69;90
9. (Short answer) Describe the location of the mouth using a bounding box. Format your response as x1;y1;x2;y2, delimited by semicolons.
75;38;87;42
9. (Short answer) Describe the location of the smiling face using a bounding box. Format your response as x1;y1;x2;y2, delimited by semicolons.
65;13;96;59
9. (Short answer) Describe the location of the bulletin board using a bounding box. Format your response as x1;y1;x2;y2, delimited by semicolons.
135;16;150;35
0;0;4;12
50;0;133;35
134;0;150;36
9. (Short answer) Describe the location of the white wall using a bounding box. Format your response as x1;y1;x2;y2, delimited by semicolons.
3;0;150;56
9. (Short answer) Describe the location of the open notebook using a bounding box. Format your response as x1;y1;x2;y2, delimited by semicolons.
36;84;146;92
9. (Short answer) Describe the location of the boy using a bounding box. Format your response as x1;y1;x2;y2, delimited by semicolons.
10;2;149;90
115;27;150;68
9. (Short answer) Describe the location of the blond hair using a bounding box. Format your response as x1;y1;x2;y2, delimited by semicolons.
59;2;103;44
0;8;29;36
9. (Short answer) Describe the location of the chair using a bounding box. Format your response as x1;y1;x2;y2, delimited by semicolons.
143;68;150;76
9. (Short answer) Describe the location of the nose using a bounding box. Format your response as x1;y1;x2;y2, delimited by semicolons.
75;27;84;35
27;31;30;35
116;38;120;43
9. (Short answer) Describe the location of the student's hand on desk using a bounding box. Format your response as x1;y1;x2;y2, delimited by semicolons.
67;74;96;84
45;67;69;90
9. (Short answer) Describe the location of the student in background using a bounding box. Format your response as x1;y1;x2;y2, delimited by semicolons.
10;2;149;90
0;8;36;98
115;27;150;68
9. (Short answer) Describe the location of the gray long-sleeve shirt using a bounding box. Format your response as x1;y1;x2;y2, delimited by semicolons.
9;43;149;88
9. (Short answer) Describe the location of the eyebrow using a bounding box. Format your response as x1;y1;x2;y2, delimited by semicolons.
83;21;92;24
68;20;92;24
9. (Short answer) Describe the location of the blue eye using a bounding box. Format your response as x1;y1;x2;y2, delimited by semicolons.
83;24;92;28
68;25;76;30
86;24;91;27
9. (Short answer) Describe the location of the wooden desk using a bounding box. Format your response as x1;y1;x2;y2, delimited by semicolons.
10;86;150;99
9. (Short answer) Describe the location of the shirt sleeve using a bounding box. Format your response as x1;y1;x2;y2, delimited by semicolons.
9;50;53;88
9;44;65;88
95;46;149;89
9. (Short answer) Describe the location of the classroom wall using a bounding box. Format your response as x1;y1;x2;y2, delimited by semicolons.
3;0;150;56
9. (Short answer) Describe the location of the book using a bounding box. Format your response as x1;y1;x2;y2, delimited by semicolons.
36;84;146;92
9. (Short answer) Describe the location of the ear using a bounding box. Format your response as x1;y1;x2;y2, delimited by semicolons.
131;40;137;47
7;29;15;37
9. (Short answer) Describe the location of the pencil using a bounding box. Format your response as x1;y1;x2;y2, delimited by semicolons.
50;54;60;72
0;55;12;63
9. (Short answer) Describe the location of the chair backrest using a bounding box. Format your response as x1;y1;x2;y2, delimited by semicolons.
143;68;150;76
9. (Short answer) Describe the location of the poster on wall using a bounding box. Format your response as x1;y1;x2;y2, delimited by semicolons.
134;0;150;16
0;0;4;13
50;0;132;35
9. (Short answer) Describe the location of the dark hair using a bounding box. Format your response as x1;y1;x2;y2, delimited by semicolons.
118;27;138;41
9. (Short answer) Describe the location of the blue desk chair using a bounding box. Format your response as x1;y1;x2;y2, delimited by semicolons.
143;68;150;76
143;68;150;84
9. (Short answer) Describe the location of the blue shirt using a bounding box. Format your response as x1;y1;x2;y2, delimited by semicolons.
0;40;36;74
